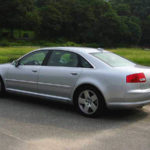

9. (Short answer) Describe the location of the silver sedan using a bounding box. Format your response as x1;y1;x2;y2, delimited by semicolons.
0;47;150;117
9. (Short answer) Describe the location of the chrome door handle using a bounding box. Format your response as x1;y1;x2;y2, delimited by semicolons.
71;73;78;76
32;70;37;73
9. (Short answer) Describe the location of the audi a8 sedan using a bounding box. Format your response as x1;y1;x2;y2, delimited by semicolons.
0;47;150;117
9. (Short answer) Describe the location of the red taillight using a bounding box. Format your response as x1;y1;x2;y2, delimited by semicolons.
126;73;146;83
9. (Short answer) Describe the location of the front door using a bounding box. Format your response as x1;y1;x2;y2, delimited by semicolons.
6;50;48;93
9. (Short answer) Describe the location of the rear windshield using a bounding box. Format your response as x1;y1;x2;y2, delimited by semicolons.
91;52;135;67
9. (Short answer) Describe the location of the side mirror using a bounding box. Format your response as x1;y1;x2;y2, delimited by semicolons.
12;60;20;67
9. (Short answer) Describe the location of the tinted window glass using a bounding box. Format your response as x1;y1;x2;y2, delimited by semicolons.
47;51;79;67
91;52;135;67
20;51;48;66
80;56;93;68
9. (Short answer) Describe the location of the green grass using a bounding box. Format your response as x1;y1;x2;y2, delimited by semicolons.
0;46;39;63
0;47;150;66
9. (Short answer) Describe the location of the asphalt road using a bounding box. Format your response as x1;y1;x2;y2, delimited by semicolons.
0;93;150;150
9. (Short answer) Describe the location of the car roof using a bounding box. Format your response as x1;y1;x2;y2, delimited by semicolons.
37;47;107;54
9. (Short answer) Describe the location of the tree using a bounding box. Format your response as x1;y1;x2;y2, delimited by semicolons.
38;3;63;39
0;0;38;38
109;0;148;46
35;0;51;7
140;15;150;46
110;0;150;19
0;0;149;46
121;16;142;45
114;4;131;16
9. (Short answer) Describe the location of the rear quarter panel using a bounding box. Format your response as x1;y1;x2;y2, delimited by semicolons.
72;68;127;105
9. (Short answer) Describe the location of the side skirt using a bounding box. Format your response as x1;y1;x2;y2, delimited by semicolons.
6;88;72;104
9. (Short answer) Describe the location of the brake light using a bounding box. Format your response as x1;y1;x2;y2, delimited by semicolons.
126;73;146;83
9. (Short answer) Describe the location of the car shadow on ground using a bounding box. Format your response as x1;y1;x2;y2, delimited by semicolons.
0;93;149;135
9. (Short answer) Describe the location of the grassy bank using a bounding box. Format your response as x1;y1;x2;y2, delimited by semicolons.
0;47;39;63
0;47;150;66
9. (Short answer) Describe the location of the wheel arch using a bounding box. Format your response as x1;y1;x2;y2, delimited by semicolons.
0;74;5;91
0;75;4;82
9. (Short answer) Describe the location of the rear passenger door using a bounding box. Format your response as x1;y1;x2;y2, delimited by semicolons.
38;50;82;99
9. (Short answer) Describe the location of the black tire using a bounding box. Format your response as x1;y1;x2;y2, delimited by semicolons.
0;78;5;97
74;85;105;117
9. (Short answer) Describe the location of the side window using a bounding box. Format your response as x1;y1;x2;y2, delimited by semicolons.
19;51;48;66
80;56;93;68
47;51;79;67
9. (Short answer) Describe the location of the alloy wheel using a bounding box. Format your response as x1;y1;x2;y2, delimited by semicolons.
78;90;99;115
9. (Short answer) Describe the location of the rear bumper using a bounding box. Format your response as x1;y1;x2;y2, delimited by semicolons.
107;88;150;109
107;99;150;109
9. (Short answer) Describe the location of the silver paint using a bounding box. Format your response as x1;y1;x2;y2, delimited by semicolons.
0;47;150;109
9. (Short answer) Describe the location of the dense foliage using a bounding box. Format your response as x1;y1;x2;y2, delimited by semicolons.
0;0;149;47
